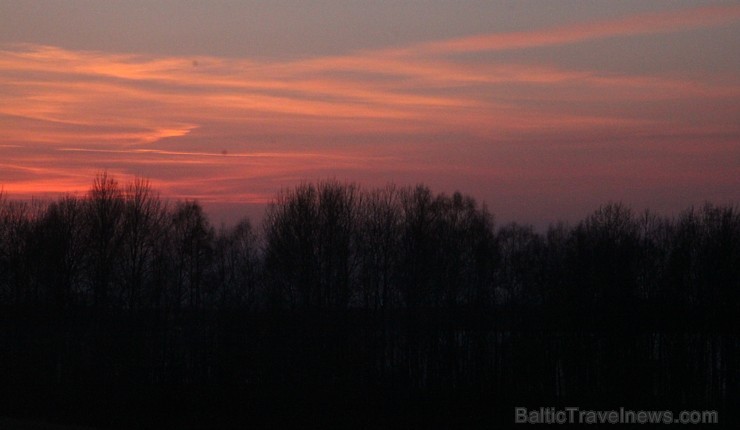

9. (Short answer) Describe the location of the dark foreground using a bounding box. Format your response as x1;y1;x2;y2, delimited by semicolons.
1;308;738;428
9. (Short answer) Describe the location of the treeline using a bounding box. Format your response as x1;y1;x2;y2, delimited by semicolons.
1;174;738;427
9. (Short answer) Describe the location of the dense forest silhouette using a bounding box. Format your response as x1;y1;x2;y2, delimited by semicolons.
1;173;738;428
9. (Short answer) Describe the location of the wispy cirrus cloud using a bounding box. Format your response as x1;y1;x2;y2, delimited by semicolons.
393;3;740;55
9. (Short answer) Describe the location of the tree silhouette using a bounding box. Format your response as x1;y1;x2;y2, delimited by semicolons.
118;178;167;312
37;196;85;311
0;175;737;428
85;172;125;310
214;218;260;310
171;200;214;311
356;184;403;311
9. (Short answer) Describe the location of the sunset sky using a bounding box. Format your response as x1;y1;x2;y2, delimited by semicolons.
1;0;738;227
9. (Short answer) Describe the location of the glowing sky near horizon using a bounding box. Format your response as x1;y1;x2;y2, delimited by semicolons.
1;0;738;227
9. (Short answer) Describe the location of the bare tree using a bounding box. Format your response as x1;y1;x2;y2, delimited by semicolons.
171;200;214;311
315;180;360;309
398;185;436;308
84;172;125;310
263;180;360;309
214;218;260;309
356;184;403;310
119;178;167;312
496;222;544;306
264;183;319;309
38;196;86;309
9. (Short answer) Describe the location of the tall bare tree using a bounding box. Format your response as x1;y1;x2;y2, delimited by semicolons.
84;172;125;310
119;178;167;312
